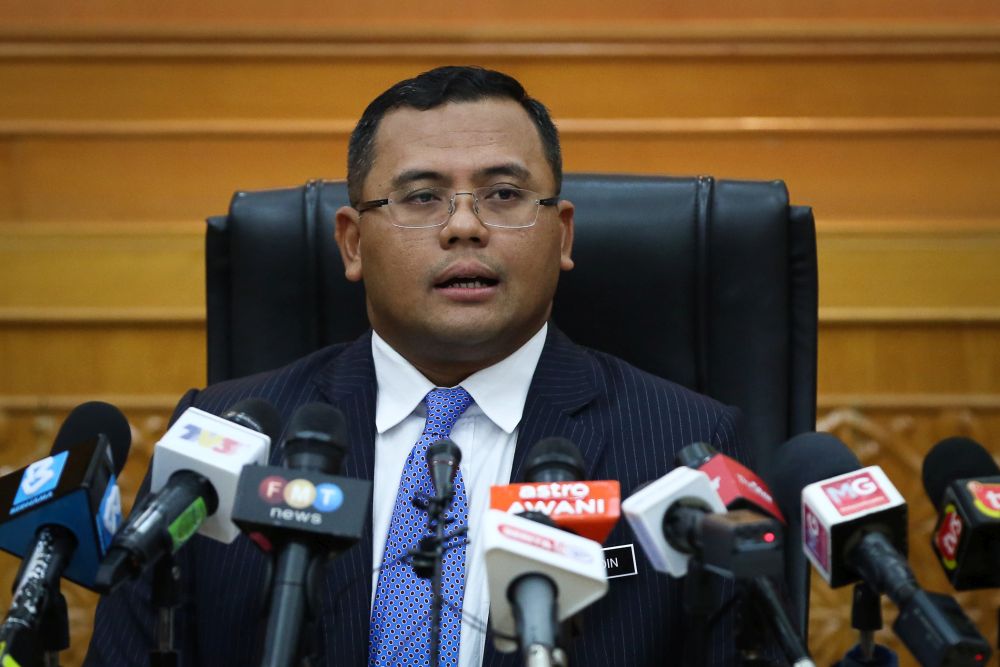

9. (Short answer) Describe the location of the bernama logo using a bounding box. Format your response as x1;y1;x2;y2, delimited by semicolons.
11;451;70;514
258;476;344;526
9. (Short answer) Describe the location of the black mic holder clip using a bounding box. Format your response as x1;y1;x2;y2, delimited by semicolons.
409;525;467;579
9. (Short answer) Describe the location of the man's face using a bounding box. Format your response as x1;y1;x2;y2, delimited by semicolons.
335;98;574;369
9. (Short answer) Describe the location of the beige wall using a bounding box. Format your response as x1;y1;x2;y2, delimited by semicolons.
1;2;999;664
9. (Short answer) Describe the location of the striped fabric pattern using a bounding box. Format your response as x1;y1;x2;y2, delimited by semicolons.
86;326;750;667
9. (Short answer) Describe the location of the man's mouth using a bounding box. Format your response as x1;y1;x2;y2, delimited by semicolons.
435;276;500;289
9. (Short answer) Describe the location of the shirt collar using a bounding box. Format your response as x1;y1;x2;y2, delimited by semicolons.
371;323;548;435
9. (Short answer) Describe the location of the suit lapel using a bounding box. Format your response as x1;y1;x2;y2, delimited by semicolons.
310;332;378;665
511;326;606;481
482;326;606;667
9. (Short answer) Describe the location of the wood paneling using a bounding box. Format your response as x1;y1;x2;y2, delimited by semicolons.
1;0;1000;38
3;57;1000;121
2;133;1000;227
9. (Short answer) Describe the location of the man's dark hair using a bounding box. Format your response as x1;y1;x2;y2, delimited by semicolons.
346;65;562;206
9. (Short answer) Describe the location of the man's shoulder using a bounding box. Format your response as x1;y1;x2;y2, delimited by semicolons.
572;340;733;418
183;336;370;419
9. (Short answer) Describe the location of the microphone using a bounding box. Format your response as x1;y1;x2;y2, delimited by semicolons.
0;402;131;654
482;509;608;658
622;467;782;579
489;437;621;543
923;436;1000;590
484;438;610;661
427;438;462;515
94;398;278;591
623;466;786;667
417;438;463;667
677;442;784;523
678;443;813;666
231;403;372;667
770;432;992;667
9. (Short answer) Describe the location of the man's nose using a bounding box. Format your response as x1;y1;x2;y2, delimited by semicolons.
440;192;489;246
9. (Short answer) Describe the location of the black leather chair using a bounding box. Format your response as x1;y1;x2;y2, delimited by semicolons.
205;173;818;632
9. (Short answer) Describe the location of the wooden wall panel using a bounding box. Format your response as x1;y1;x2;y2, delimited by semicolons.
2;0;1000;35
0;324;205;395
3;56;1000;122
2;133;1000;228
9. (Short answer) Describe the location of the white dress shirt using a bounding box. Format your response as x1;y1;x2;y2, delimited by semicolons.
370;324;548;667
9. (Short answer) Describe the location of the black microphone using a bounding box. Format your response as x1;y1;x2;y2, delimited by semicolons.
95;398;280;592
678;442;813;667
770;432;991;667
522;437;586;483
231;403;371;667
0;402;131;660
417;438;463;667
484;438;609;663
427;438;462;514
510;438;585;663
923;437;1000;590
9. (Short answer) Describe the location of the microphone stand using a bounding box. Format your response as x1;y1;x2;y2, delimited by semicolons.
149;554;181;667
833;582;898;667
682;557;715;667
39;589;69;667
412;491;455;667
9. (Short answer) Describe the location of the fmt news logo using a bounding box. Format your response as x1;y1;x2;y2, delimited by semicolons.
179;424;244;455
258;476;344;526
11;451;69;515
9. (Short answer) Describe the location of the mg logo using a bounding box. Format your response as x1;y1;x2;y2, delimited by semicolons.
821;471;890;516
802;503;829;573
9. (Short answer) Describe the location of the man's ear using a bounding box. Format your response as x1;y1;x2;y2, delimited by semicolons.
334;205;363;282
557;199;575;272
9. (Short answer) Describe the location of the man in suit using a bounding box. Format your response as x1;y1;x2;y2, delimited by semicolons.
87;65;751;666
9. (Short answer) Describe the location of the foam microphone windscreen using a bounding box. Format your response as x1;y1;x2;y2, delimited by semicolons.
768;432;863;522
522;437;586;483
50;401;132;475
922;437;1000;512
223;398;282;444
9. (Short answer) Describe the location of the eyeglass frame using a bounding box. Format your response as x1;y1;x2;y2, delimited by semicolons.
355;186;560;229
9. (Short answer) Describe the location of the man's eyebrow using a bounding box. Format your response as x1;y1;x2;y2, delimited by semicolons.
390;170;447;191
476;163;532;182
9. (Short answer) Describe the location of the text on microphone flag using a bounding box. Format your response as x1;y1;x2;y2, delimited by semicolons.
489;480;620;542
968;480;1000;517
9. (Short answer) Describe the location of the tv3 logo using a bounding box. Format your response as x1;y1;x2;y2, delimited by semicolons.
968;481;1000;519
821;471;890;516
933;503;963;569
180;424;243;455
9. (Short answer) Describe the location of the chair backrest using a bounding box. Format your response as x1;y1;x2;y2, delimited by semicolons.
205;172;819;635
206;173;817;471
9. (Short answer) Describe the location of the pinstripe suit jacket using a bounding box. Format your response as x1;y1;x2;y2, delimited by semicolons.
87;326;749;666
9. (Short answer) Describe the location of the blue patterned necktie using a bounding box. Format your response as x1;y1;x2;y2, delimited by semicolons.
370;387;473;667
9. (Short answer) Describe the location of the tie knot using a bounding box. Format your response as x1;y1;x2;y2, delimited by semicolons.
423;387;473;439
